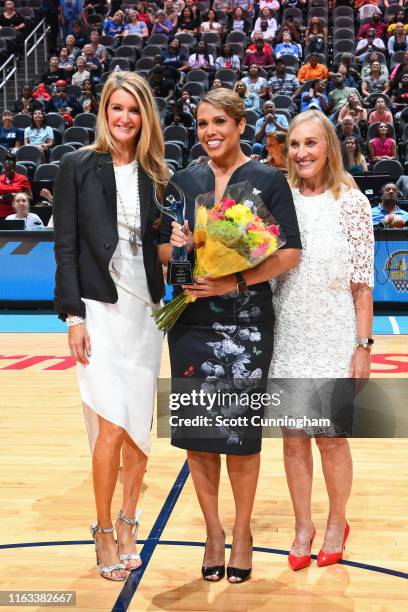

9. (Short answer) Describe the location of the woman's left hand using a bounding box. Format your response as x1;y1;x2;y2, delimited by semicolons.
182;275;237;298
349;347;371;393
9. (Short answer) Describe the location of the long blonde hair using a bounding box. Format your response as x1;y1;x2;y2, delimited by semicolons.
286;110;355;199
88;71;169;198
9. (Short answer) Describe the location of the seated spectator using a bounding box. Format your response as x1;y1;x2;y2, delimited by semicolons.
123;9;149;38
360;52;389;82
357;9;387;40
78;78;99;114
253;7;278;40
179;90;196;116
390;51;408;93
187;41;215;73
388;22;408;55
305;16;328;46
71;56;91;87
300;79;329;113
282;0;306;11
371;182;408;225
0;0;26;55
84;0;107;16
212;0;233;13
41;56;68;87
368;122;397;163
136;2;155;28
356;29;386;63
103;10;125;40
163;0;178;27
275;13;302;44
297;54;328;83
14;85;43;115
60;0;88;38
362;60;390;97
82;44;102;83
338;92;368;125
251;18;277;44
246;32;273;56
396;173;408;199
65;34;81;63
24;110;54;161
274;30;302;59
387;9;408;37
342;136;368;173
337;115;366;148
391;73;408;117
183;0;200;27
162;39;189;79
215;44;241;72
58;47;75;79
0;110;23;152
253;100;289;155
176;7;199;35
164;100;195;129
72;20;90;47
0;154;32;218
327;63;359;93
242;64;268;98
89;30;107;67
151;9;174;39
358;1;382;21
268;58;301;99
328;75;361;113
260;131;287;170
200;9;223;35
228;7;251;36
243;38;274;71
231;0;253;11
211;78;223;89
45;79;81;118
234;80;262;116
148;65;174;99
6;192;43;229
368;96;394;125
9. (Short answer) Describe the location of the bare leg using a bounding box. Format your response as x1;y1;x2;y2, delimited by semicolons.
116;434;147;569
92;415;127;580
226;452;260;575
316;437;352;553
187;450;224;578
283;434;315;556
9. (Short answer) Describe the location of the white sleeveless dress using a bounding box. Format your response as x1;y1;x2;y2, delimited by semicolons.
269;188;374;434
77;161;163;455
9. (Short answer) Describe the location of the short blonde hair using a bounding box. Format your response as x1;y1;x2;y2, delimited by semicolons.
88;71;169;198
12;192;30;208
197;88;246;123
286;110;355;199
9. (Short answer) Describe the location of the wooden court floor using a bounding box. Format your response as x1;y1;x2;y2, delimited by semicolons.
0;332;407;611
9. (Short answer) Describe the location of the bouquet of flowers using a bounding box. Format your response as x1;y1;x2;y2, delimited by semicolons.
154;181;286;332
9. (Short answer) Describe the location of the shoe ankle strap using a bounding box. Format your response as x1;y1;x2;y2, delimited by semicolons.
117;509;142;527
90;522;114;536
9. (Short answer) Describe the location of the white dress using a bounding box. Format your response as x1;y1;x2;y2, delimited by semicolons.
269;188;374;433
77;161;163;455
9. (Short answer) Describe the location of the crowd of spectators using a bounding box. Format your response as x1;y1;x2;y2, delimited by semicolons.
1;0;408;225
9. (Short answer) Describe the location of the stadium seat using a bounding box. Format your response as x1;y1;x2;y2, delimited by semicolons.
45;113;66;133
163;125;190;149
34;163;59;182
189;142;206;162
62;127;90;146
164;142;183;169
12;114;32;130
50;144;75;164
16;145;42;167
373;160;403;178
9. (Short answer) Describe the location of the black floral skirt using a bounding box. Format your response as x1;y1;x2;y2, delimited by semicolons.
167;283;274;455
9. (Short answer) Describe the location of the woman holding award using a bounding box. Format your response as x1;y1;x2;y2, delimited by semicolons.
158;89;301;583
54;72;168;581
269;110;374;571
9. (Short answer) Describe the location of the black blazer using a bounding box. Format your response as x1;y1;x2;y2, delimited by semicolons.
53;148;165;319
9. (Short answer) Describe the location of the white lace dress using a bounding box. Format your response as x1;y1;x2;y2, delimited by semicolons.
77;161;163;455
269;188;374;432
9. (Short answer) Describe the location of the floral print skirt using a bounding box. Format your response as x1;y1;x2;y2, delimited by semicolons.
167;283;274;455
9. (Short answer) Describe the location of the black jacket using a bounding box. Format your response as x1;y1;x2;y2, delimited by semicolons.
53;148;165;319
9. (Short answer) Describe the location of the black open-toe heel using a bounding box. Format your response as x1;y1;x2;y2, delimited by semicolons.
227;534;253;584
201;531;226;581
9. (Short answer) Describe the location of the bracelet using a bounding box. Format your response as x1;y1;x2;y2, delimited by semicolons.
66;316;85;327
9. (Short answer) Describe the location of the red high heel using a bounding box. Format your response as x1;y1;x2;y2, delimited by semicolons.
288;525;316;571
317;523;350;567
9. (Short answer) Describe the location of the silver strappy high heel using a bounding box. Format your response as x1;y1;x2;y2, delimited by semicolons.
116;509;142;571
90;522;127;581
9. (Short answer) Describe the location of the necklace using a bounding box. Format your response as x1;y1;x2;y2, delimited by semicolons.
115;164;141;256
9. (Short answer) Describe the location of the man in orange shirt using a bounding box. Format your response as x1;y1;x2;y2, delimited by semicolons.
297;53;328;83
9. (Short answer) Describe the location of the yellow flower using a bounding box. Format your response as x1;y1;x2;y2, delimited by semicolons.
225;203;254;226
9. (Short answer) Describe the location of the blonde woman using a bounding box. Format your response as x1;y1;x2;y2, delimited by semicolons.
54;72;169;581
6;192;43;228
270;110;374;570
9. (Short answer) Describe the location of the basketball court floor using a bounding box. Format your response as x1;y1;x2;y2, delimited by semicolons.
0;313;407;611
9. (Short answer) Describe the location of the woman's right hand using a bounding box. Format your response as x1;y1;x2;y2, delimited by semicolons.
68;323;91;366
170;220;194;253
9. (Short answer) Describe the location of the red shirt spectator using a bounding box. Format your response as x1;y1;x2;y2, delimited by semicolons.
357;15;387;41
243;39;274;69
0;155;32;218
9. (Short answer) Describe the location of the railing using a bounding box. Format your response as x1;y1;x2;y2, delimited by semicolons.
24;18;50;83
0;54;18;110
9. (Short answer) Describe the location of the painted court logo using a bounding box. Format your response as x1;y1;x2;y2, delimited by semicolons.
385;251;408;293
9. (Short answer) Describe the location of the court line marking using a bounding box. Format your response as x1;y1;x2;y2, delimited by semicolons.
389;316;400;335
1;540;407;581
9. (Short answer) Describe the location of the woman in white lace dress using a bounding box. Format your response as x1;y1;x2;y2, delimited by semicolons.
269;110;374;571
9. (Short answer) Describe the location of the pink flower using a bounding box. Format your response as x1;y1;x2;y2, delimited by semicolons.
266;224;280;236
208;210;225;221
221;197;236;211
251;242;268;258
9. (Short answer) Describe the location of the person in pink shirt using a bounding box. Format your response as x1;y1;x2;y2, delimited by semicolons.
368;97;394;125
368;122;397;164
